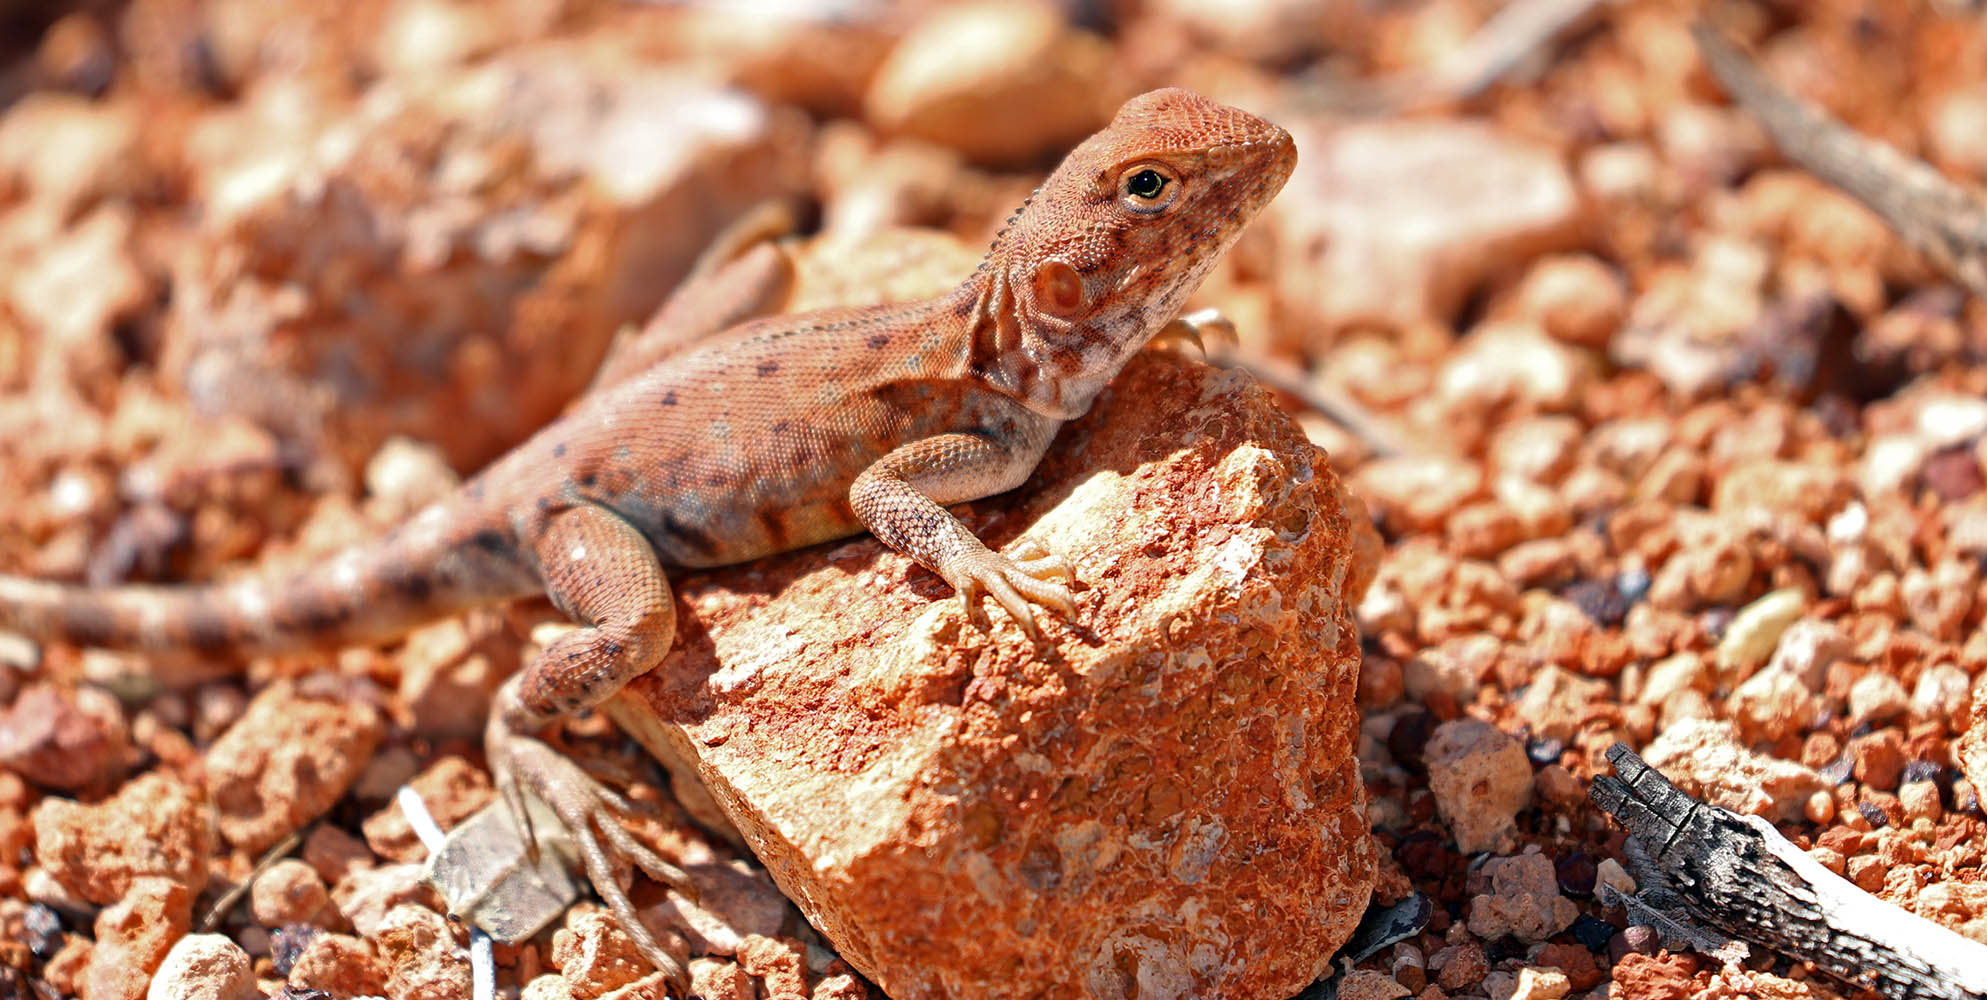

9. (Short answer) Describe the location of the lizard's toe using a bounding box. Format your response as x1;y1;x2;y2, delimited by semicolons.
1007;568;1076;620
950;545;1078;635
494;754;539;861
983;573;1042;638
953;576;994;632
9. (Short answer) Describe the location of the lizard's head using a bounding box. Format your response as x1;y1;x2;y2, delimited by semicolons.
972;88;1296;417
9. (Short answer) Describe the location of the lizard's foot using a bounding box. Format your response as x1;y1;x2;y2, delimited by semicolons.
947;539;1078;637
490;725;693;992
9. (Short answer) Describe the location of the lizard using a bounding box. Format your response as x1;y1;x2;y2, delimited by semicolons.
0;87;1297;989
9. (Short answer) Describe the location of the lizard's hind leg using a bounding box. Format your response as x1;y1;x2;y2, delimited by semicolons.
487;502;693;989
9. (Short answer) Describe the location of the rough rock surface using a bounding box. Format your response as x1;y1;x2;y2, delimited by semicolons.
613;352;1380;999
31;771;214;905
1466;851;1578;943
1955;671;1987;797
1641;718;1827;821
287;932;388;996
201;678;383;853
375;903;472;1000
86;876;191;1000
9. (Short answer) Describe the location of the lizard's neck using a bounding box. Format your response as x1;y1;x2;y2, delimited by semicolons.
950;260;1163;422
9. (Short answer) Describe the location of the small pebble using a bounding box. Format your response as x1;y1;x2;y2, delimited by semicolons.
1900;780;1943;824
270;924;322;977
250;860;330;927
1623;924;1659;955
1857;800;1891;829
1564;579;1628;628
1425;719;1534;854
1387;710;1439;773
1527;737;1565;766
1553;851;1598;897
1848;673;1910;726
1714;588;1806;679
1596;858;1636;898
23;903;65;958
145;934;256;1000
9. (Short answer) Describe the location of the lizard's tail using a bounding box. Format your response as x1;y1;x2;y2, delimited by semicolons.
0;505;537;657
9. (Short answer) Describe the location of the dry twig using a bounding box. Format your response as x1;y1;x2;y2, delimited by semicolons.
1592;744;1987;1000
1311;0;1611;114
1693;21;1987;300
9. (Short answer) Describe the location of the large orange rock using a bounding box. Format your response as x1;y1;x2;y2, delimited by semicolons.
612;351;1380;999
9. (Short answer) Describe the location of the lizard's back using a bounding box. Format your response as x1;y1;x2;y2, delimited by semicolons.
501;290;1052;569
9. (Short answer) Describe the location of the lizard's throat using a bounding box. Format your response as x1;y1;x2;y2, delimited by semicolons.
960;266;1174;421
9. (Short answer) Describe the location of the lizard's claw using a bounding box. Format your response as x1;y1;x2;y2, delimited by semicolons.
949;540;1078;638
1150;308;1238;358
1008;537;1077;583
489;727;694;994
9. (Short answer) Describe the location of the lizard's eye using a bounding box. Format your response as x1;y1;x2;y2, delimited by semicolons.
1118;164;1179;213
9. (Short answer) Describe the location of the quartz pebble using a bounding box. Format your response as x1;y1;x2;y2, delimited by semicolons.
1714;589;1807;682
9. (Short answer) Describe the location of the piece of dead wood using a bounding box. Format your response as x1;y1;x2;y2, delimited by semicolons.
1591;743;1987;1000
1693;20;1987;301
1307;0;1611;114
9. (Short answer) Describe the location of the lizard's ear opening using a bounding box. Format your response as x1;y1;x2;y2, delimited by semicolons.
1032;260;1086;319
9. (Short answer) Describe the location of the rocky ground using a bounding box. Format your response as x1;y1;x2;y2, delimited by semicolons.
2;1;1986;998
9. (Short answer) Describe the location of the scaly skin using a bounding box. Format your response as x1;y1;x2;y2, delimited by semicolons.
0;88;1296;988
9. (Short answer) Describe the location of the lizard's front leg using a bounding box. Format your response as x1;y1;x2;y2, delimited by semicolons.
850;431;1078;635
488;502;693;989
